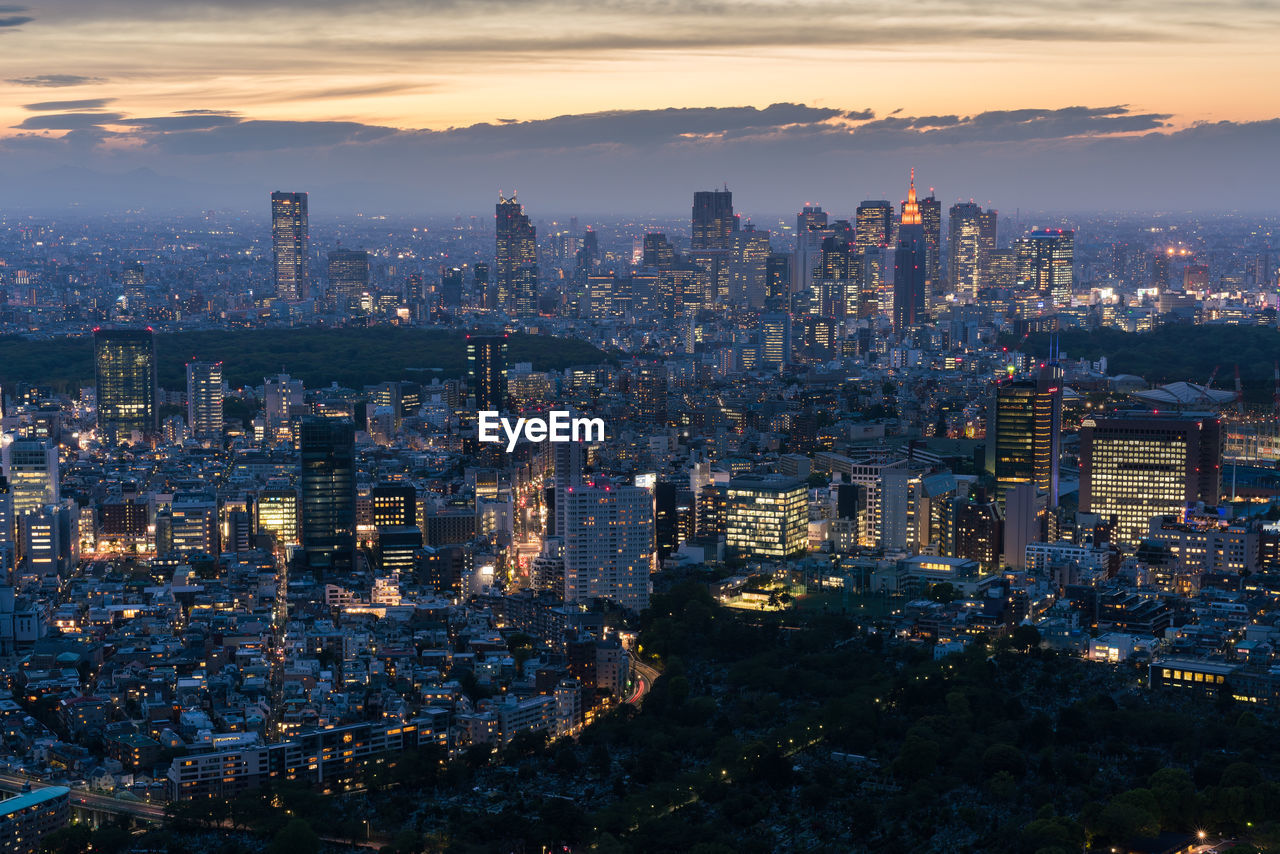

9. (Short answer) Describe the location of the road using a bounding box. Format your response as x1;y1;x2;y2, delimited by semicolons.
0;773;166;822
629;659;661;705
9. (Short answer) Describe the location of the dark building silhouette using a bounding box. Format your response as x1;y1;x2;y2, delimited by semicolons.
300;416;357;576
893;171;928;334
467;334;508;412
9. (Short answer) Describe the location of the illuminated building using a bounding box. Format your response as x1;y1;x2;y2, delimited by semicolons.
327;248;370;308
1013;229;1074;307
0;475;12;548
186;361;224;447
633;364;668;425
948;202;987;299
1079;412;1221;545
691;189;737;251
371;483;417;529
467;334;508;412
165;492;219;556
271;191;310;301
495;194;538;317
729;224;770;308
1;439;57;515
760;314;791;369
299;417;357;575
94;327;157;445
985;361;1062;508
917;188;941;300
561;480;654;613
725;474;807;559
893;171;928;334
642;232;675;269
855;200;893;253
950;489;1003;574
0;786;69;854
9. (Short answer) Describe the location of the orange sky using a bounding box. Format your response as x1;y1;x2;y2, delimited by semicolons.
1;0;1277;134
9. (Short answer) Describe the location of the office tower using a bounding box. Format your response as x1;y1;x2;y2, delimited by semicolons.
561;480;654;613
271;191;310;301
495;194;538;317
977;209;998;286
818;232;859;319
794;206;833;306
949;202;984;298
1;439;57;515
122;262;146;313
586;275;615;320
691;189;737;251
893;171;928;334
263;373;305;430
917;189;941;297
299;416;357;575
653;481;679;562
988;248;1015;289
467;334;508;412
1014;229;1075;307
19;502;78;579
1080;412;1221;545
634;364;669;425
94;327;157;446
642;233;676;269
951;490;1003;574
439;267;463;308
371;483;417;529
1152;250;1171;291
725;474;807;559
760;314;792;369
986;361;1063;508
472;262;491;308
729;224;770;307
327;248;370;307
552;439;585;541
765;253;791;305
406;272;424;302
186;361;224;447
257;488;299;546
855;201;893;253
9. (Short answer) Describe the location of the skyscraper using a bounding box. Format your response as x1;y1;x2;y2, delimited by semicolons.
1080;412;1221;545
893;171;928;334
986;362;1063;508
327;249;370;307
561;480;654;613
1014;229;1075;308
271;191;310;301
691;189;737;251
642;233;676;269
855;201;893;253
633;364;669;425
186;361;224;447
95;327;157;446
918;189;941;300
495;194;538;317
760;314;792;369
949;202;984;298
0;439;57;515
299;416;357;575
467;334;508;412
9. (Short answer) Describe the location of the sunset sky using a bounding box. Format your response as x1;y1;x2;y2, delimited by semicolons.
1;0;1278;213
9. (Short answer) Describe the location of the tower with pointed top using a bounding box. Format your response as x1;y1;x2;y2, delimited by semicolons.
893;170;928;334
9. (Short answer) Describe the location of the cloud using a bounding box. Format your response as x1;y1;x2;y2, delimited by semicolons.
6;74;106;87
12;112;125;130
0;5;31;27
23;98;116;111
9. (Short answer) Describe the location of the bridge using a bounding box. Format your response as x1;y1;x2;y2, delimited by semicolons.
0;773;165;827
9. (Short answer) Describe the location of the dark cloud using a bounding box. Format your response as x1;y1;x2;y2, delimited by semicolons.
145;119;398;155
0;14;32;26
844;109;875;121
23;98;115;111
6;74;106;87
119;114;244;130
13;112;125;130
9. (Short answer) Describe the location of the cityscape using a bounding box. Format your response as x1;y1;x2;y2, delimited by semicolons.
1;2;1280;854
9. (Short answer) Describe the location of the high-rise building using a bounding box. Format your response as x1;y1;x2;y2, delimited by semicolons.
371;483;417;529
893;171;928;334
725;474;807;559
0;475;12;549
327;249;370;307
977;209;998;287
642;233;676;270
186;361;224;447
299;417;357;575
856;201;893;253
439;267;463;308
552;439;585;541
760;314;792;369
1014;229;1075;307
271;191;310;301
918;189;941;298
986;361;1062;507
1080;412;1221;545
94;327;157;446
949;202;984;298
495;195;538;317
729;224;770;308
691;189;737;251
633;364;668;425
561;480;654;613
1;439;57;515
467;334;508;412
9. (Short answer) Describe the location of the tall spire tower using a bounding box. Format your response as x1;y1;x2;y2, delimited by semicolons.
893;168;928;334
901;168;922;226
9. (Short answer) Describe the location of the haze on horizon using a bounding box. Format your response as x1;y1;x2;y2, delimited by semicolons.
0;0;1278;215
